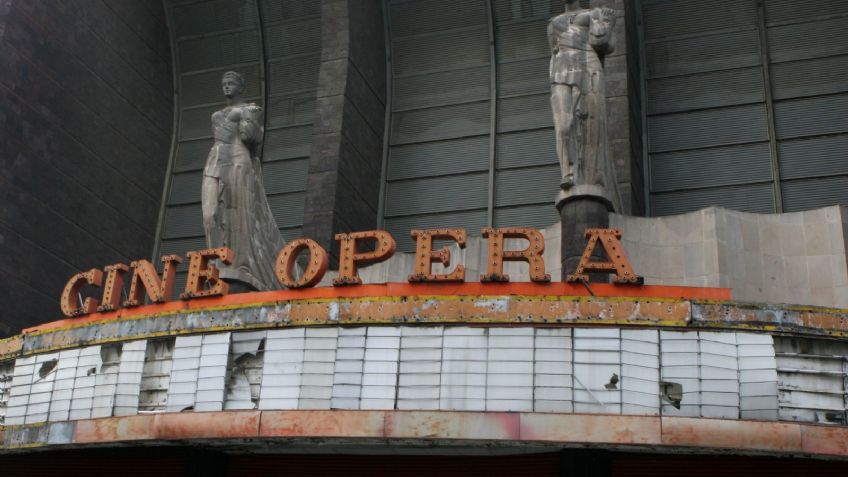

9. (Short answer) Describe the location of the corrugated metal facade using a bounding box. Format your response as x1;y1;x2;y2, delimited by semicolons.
382;0;573;252
644;0;848;215
158;0;320;290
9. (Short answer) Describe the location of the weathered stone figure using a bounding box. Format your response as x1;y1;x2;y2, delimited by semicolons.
202;71;282;290
549;0;617;200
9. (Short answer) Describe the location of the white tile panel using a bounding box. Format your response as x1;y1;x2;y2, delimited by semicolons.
193;332;231;412
260;329;305;410
397;327;442;410
660;331;700;417
737;332;778;420
166;335;206;412
621;330;660;415
138;338;174;413
360;327;400;409
25;353;59;424
297;328;337;410
699;332;739;419
91;344;122;419
441;327;487;411
48;349;80;422
487;329;533;412
573;328;621;414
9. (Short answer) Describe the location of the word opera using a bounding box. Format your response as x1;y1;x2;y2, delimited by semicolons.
60;227;641;318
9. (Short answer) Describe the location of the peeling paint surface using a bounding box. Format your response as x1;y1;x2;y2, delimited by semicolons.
3;410;847;458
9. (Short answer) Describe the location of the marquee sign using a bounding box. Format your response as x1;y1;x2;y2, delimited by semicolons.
60;227;640;318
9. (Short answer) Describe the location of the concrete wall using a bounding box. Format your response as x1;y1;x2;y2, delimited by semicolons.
351;205;848;308
611;206;848;307
0;0;173;335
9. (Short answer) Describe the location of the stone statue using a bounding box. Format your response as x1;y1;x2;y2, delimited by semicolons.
549;0;620;209
201;71;283;290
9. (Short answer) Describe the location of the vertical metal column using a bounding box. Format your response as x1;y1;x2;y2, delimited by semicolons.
376;0;393;229
255;0;270;160
635;0;652;217
152;0;183;263
755;0;784;213
484;0;498;227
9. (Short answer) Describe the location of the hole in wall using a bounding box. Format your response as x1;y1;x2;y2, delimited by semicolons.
38;360;57;380
660;381;683;409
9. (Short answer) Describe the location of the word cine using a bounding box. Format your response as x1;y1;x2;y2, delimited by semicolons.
60;227;639;318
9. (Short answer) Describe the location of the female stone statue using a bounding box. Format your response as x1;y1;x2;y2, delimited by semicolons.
201;71;282;290
549;0;618;199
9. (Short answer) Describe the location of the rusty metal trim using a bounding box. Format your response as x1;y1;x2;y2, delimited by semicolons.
3;411;848;458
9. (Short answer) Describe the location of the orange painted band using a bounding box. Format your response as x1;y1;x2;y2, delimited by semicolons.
24;282;730;335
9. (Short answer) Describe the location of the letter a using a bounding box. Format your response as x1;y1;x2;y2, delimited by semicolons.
566;228;642;284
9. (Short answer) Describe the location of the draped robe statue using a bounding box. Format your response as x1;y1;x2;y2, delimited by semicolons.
201;71;283;290
549;1;620;209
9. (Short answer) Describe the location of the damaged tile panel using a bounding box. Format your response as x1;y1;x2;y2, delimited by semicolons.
691;302;848;338
17;296;693;357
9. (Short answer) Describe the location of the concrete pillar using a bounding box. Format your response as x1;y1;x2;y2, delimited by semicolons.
301;0;387;266
559;196;613;282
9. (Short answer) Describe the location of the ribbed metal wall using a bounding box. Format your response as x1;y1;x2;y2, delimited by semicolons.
158;0;320;289
643;0;848;216
383;0;576;252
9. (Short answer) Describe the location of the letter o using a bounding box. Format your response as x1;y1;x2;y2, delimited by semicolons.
275;239;329;289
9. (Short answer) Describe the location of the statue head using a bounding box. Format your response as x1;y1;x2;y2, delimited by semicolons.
221;71;245;99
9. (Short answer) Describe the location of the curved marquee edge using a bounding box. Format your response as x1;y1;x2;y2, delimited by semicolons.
1;410;846;458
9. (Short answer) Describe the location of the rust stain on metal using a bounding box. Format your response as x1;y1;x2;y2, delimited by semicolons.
180;247;234;299
96;263;129;313
73;415;155;443
800;424;848;456
566;228;641;284
260;410;386;438
334;231;396;286
123;255;182;307
275;239;329;289
0;335;22;360
385;411;520;440
154;411;260;439
519;414;662;445
480;227;551;283
661;417;802;453
408;229;467;282
692;302;848;336
1;412;848;457
60;268;103;317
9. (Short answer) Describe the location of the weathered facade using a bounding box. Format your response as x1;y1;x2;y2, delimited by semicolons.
1;0;847;475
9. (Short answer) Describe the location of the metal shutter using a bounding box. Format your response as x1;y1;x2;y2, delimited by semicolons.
642;0;848;215
383;0;574;251
765;1;848;211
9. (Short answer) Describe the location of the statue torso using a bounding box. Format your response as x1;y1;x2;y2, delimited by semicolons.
212;107;241;144
550;10;602;85
205;105;254;178
551;10;592;51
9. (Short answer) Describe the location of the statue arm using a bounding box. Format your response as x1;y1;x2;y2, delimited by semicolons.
238;104;263;150
589;8;616;56
547;20;558;55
